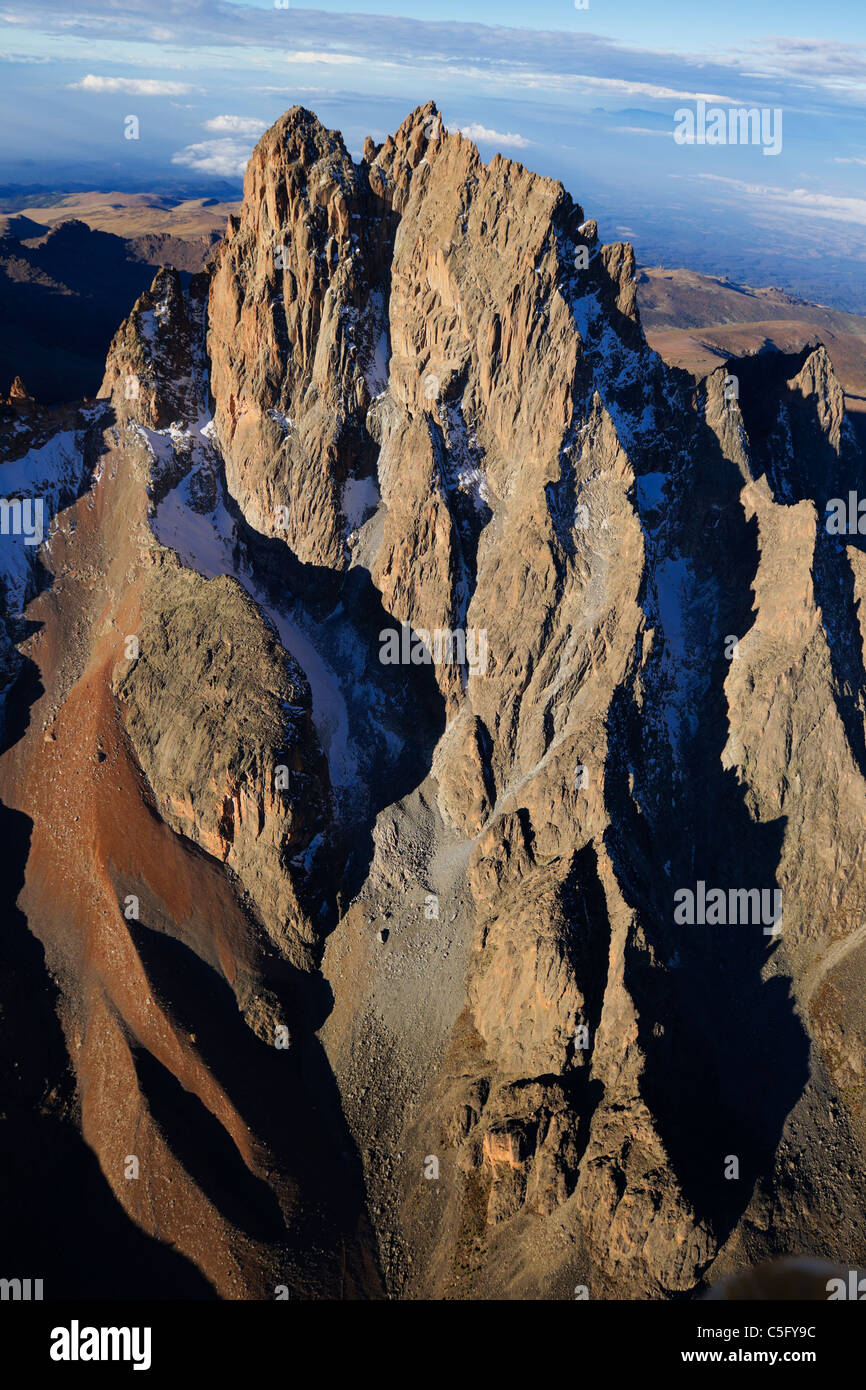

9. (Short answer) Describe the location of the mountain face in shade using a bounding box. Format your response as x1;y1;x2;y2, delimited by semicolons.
0;212;220;406
1;103;865;1300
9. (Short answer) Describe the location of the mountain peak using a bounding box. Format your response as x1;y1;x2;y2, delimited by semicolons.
2;100;865;1306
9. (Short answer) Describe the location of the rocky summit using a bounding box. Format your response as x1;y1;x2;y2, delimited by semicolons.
1;102;865;1300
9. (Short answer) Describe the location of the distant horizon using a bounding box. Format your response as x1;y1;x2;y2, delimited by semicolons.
2;2;865;310
2;137;865;315
2;7;866;1330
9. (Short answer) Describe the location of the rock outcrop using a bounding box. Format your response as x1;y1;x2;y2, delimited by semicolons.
2;101;866;1302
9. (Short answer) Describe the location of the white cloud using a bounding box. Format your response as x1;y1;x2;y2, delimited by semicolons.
612;125;673;138
68;73;193;95
203;115;268;136
458;122;531;149
171;138;253;177
14;5;866;116
285;51;363;65
0;51;50;63
576;76;735;103
686;173;866;226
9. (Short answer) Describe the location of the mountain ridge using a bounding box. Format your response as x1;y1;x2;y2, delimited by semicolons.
1;101;865;1299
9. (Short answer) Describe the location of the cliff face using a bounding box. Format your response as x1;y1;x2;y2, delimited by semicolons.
100;268;336;987
2;102;866;1300
0;264;376;1299
208;108;398;570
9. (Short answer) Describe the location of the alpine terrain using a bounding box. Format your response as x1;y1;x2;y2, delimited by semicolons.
1;103;865;1301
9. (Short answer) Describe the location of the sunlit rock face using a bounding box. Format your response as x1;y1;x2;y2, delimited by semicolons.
1;102;865;1302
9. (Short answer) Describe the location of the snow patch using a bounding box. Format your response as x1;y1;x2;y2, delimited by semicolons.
268;408;294;436
342;474;380;530
364;291;390;396
0;431;85;613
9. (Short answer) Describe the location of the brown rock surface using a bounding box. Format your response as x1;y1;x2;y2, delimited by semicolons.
2;102;866;1303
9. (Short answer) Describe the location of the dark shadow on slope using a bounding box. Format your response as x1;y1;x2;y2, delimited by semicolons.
226;498;449;922
114;800;336;1036
123;914;381;1290
0;798;217;1298
0;220;195;403
0;650;43;757
0;396;378;1293
728;345;816;501
0;413;229;1297
736;346;866;785
125;916;369;1211
813;533;866;782
850;409;866;458
602;389;810;1249
562;842;611;1161
130;1044;288;1244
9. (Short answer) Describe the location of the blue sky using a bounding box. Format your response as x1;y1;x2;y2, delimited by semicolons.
2;1;865;305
